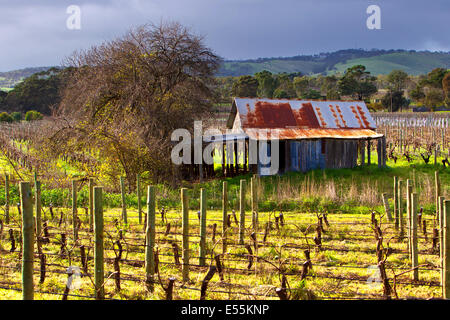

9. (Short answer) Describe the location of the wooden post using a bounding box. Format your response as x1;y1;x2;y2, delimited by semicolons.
367;139;371;165
20;182;34;300
5;174;9;224
411;192;419;281
398;180;404;238
443;200;450;299
393;177;398;229
72;180;78;241
251;177;258;231
360;140;365;166
34;180;42;239
181;188;189;282
222;181;228;254
382;193;392;222
145;186;156;292
406;180;413;257
120;177;127;224
137;174;142;225
239;180;246;245
89;178;94;232
199;188;207;266
93;187;104;300
439;196;445;288
436;171;441;222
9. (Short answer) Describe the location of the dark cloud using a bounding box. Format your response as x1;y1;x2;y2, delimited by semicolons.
0;0;448;71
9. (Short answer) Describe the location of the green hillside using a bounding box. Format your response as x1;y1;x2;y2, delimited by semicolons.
0;66;56;89
331;52;450;76
219;50;450;77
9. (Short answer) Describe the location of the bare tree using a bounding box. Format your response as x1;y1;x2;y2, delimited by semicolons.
49;21;221;186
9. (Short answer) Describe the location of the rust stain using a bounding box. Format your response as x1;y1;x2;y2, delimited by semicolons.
335;105;347;127
293;103;321;128
315;107;327;127
243;101;297;128
356;105;371;128
350;105;364;128
328;105;342;128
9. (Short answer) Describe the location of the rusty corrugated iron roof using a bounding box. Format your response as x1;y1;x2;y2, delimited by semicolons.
227;98;380;140
245;128;383;140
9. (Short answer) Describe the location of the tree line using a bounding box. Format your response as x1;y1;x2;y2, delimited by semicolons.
216;66;450;112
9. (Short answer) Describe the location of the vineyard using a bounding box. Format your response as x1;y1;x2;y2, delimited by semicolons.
0;112;449;300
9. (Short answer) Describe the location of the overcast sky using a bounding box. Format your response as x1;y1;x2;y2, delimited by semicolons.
0;0;449;71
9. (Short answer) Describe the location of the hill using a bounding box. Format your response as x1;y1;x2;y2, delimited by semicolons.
218;49;450;77
0;66;56;89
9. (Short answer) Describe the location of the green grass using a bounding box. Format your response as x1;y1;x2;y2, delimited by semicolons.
0;207;442;300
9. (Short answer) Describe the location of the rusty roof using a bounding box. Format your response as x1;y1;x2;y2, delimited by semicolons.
227;98;380;140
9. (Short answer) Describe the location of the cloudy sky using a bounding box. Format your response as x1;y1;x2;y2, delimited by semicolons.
0;0;449;71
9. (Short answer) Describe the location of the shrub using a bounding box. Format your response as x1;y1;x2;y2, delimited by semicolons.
0;112;13;123
24;110;43;121
10;112;22;122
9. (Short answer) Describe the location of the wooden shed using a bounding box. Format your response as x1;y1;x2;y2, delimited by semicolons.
181;97;386;180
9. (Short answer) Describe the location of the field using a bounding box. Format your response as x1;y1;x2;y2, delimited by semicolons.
0;194;443;300
0;113;449;300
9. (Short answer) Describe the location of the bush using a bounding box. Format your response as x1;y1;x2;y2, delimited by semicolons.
24;110;43;121
0;112;13;123
10;112;22;122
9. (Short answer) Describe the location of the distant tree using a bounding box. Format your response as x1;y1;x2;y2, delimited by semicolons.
10;111;22;122
387;70;408;92
424;88;444;110
420;68;447;89
254;70;277;98
409;85;426;104
232;75;259;98
0;112;13;123
301;89;322;100
338;65;377;100
274;73;296;98
273;88;290;99
24;110;43;121
293;76;309;98
3;67;73;115
382;91;409;112
443;72;450;106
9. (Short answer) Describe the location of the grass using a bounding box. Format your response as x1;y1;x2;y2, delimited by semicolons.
0;206;442;300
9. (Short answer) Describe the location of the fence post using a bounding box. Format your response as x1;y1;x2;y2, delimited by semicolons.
5;174;9;224
89;178;94;232
72;180;78;241
398;180;404;238
137;174;142;225
393;176;398;229
251;177;258;231
406;179;413;258
443;200;450;299
181;188;189;282
120;177;127;224
439;196;445;288
20;182;34;300
239;180;246;245
411;192;419;281
199;188;207;266
436;171;441;222
35;180;42;239
145;186;155;292
382;193;392;222
222;181;227;254
93;187;104;300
